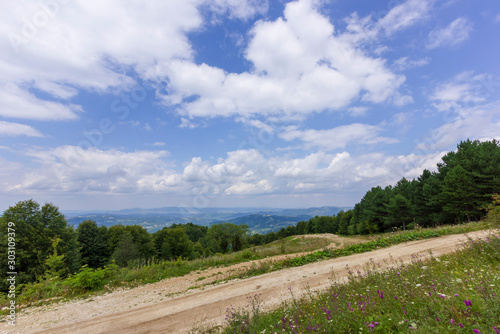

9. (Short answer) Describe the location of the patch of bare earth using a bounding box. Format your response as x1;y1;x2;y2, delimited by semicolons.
1;231;493;334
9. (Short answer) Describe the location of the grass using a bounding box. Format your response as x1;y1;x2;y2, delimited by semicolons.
221;231;500;333
228;220;497;280
0;219;496;312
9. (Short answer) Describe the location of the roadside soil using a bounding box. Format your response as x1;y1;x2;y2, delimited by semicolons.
1;230;493;334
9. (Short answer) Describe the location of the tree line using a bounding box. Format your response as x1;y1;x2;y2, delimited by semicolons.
1;139;498;292
0;202;255;291
273;139;499;237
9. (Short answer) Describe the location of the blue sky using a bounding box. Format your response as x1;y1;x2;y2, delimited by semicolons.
1;0;500;211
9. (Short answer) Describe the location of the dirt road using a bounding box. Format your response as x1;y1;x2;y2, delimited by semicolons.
3;231;493;334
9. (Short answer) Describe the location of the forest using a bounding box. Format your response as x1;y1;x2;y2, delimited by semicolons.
1;139;499;291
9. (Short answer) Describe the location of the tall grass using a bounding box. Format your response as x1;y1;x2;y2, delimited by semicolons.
222;232;500;333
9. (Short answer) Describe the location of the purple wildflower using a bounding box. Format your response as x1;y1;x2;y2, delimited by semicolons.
473;330;480;334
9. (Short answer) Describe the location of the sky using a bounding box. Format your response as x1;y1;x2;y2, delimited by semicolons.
1;0;500;212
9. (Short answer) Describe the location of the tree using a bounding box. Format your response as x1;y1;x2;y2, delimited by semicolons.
112;232;139;267
207;223;249;253
77;220;108;268
385;194;412;230
0;200;80;290
106;225;153;261
441;165;478;223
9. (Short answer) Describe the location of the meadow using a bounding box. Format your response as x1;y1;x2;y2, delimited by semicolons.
222;231;500;333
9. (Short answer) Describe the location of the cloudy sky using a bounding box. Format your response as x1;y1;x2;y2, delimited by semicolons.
1;0;499;212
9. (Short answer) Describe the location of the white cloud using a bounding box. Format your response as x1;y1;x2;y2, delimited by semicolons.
1;142;455;208
207;0;269;20
0;0;265;123
343;0;432;44
166;0;406;121
416;103;500;152
14;146;175;193
0;84;82;121
348;106;369;117
0;121;44;137
427;17;473;49
393;57;430;71
279;123;398;150
430;71;488;112
378;0;432;35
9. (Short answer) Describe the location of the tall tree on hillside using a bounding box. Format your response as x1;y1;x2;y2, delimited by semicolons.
385;194;413;230
441;165;478;223
338;210;353;235
77;220;108;268
106;225;153;260
160;227;193;260
207;223;248;253
112;232;139;267
0;200;80;289
438;139;500;216
360;186;391;233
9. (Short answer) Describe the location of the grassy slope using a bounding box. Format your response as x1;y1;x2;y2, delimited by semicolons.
221;229;500;334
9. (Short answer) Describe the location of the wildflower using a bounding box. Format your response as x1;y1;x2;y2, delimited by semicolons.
436;317;440;322
454;294;458;297
459;323;464;328
464;300;472;307
473;330;480;333
493;326;500;334
450;318;454;324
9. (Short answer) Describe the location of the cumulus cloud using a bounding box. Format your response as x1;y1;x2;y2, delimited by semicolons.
165;0;406;121
3;144;447;202
0;0;265;125
13;146;174;193
0;0;414;127
427;17;473;49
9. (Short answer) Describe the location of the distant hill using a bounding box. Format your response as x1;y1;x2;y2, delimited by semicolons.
211;214;312;234
66;206;350;233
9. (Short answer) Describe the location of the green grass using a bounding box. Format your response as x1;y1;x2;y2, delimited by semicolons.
231;220;497;280
221;231;500;333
